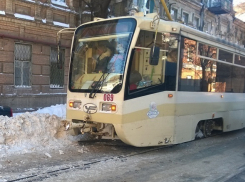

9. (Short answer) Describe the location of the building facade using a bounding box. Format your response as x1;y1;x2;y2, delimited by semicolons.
1;0;245;112
111;0;245;46
0;0;76;112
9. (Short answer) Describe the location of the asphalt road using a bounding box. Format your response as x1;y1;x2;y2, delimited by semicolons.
1;129;245;182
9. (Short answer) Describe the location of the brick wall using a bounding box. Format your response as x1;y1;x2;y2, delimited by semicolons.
0;0;75;111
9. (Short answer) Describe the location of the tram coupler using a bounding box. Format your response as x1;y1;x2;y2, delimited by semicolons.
63;120;97;131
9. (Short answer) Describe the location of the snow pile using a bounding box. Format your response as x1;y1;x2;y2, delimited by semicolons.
35;104;66;119
0;105;70;157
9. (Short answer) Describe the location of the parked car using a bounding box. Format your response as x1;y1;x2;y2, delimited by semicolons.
0;106;13;117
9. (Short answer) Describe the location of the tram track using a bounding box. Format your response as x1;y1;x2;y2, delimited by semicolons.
7;144;170;182
6;131;231;182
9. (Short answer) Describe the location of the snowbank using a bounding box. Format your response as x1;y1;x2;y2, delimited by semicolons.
0;105;69;157
35;104;66;119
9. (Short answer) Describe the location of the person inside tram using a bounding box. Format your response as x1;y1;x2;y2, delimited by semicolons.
93;41;112;73
107;40;127;73
129;70;142;90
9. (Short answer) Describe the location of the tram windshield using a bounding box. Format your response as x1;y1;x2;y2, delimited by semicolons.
69;18;136;93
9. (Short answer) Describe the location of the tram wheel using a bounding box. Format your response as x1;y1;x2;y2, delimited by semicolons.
195;123;204;139
203;120;215;137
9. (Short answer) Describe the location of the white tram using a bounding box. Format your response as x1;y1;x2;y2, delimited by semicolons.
64;13;245;147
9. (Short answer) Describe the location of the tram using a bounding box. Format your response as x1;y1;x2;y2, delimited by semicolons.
63;12;245;147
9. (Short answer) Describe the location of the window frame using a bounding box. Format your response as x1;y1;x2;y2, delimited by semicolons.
14;43;32;88
182;12;189;25
124;31;179;100
171;8;178;21
50;47;65;89
193;17;200;29
178;36;245;93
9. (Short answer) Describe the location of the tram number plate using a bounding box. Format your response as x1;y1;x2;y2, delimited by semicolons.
104;94;114;101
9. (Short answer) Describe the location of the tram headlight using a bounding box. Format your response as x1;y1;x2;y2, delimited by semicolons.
69;101;74;108
102;103;116;112
68;100;82;109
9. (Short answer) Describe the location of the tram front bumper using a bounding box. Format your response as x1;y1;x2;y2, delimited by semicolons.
63;120;97;130
62;119;116;139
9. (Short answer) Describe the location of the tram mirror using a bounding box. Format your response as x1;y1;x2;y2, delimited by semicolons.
150;46;160;65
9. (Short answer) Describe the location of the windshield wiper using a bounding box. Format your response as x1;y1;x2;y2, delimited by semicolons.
89;72;110;98
89;54;124;98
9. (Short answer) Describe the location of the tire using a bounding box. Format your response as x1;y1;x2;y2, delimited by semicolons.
203;120;215;137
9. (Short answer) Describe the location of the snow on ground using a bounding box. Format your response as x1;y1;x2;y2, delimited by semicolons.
34;104;66;119
0;104;72;157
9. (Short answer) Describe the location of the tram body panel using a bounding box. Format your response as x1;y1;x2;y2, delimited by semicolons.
114;92;245;146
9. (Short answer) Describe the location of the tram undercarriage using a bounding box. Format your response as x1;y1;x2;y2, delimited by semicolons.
63;119;118;140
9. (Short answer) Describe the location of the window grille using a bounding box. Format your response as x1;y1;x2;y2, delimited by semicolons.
50;47;65;88
14;43;32;87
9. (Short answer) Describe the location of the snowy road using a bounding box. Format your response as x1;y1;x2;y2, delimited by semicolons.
1;129;245;182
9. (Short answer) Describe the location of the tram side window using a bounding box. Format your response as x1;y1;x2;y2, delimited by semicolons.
219;49;233;63
235;55;245;66
231;66;245;93
179;38;245;93
179;39;217;92
128;30;178;93
215;62;232;92
215;63;245;93
215;55;245;93
233;55;245;93
179;38;197;91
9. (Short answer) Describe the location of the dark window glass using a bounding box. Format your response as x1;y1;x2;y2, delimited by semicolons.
215;62;232;92
218;49;233;63
50;47;65;88
216;64;245;93
231;66;245;93
235;55;245;66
